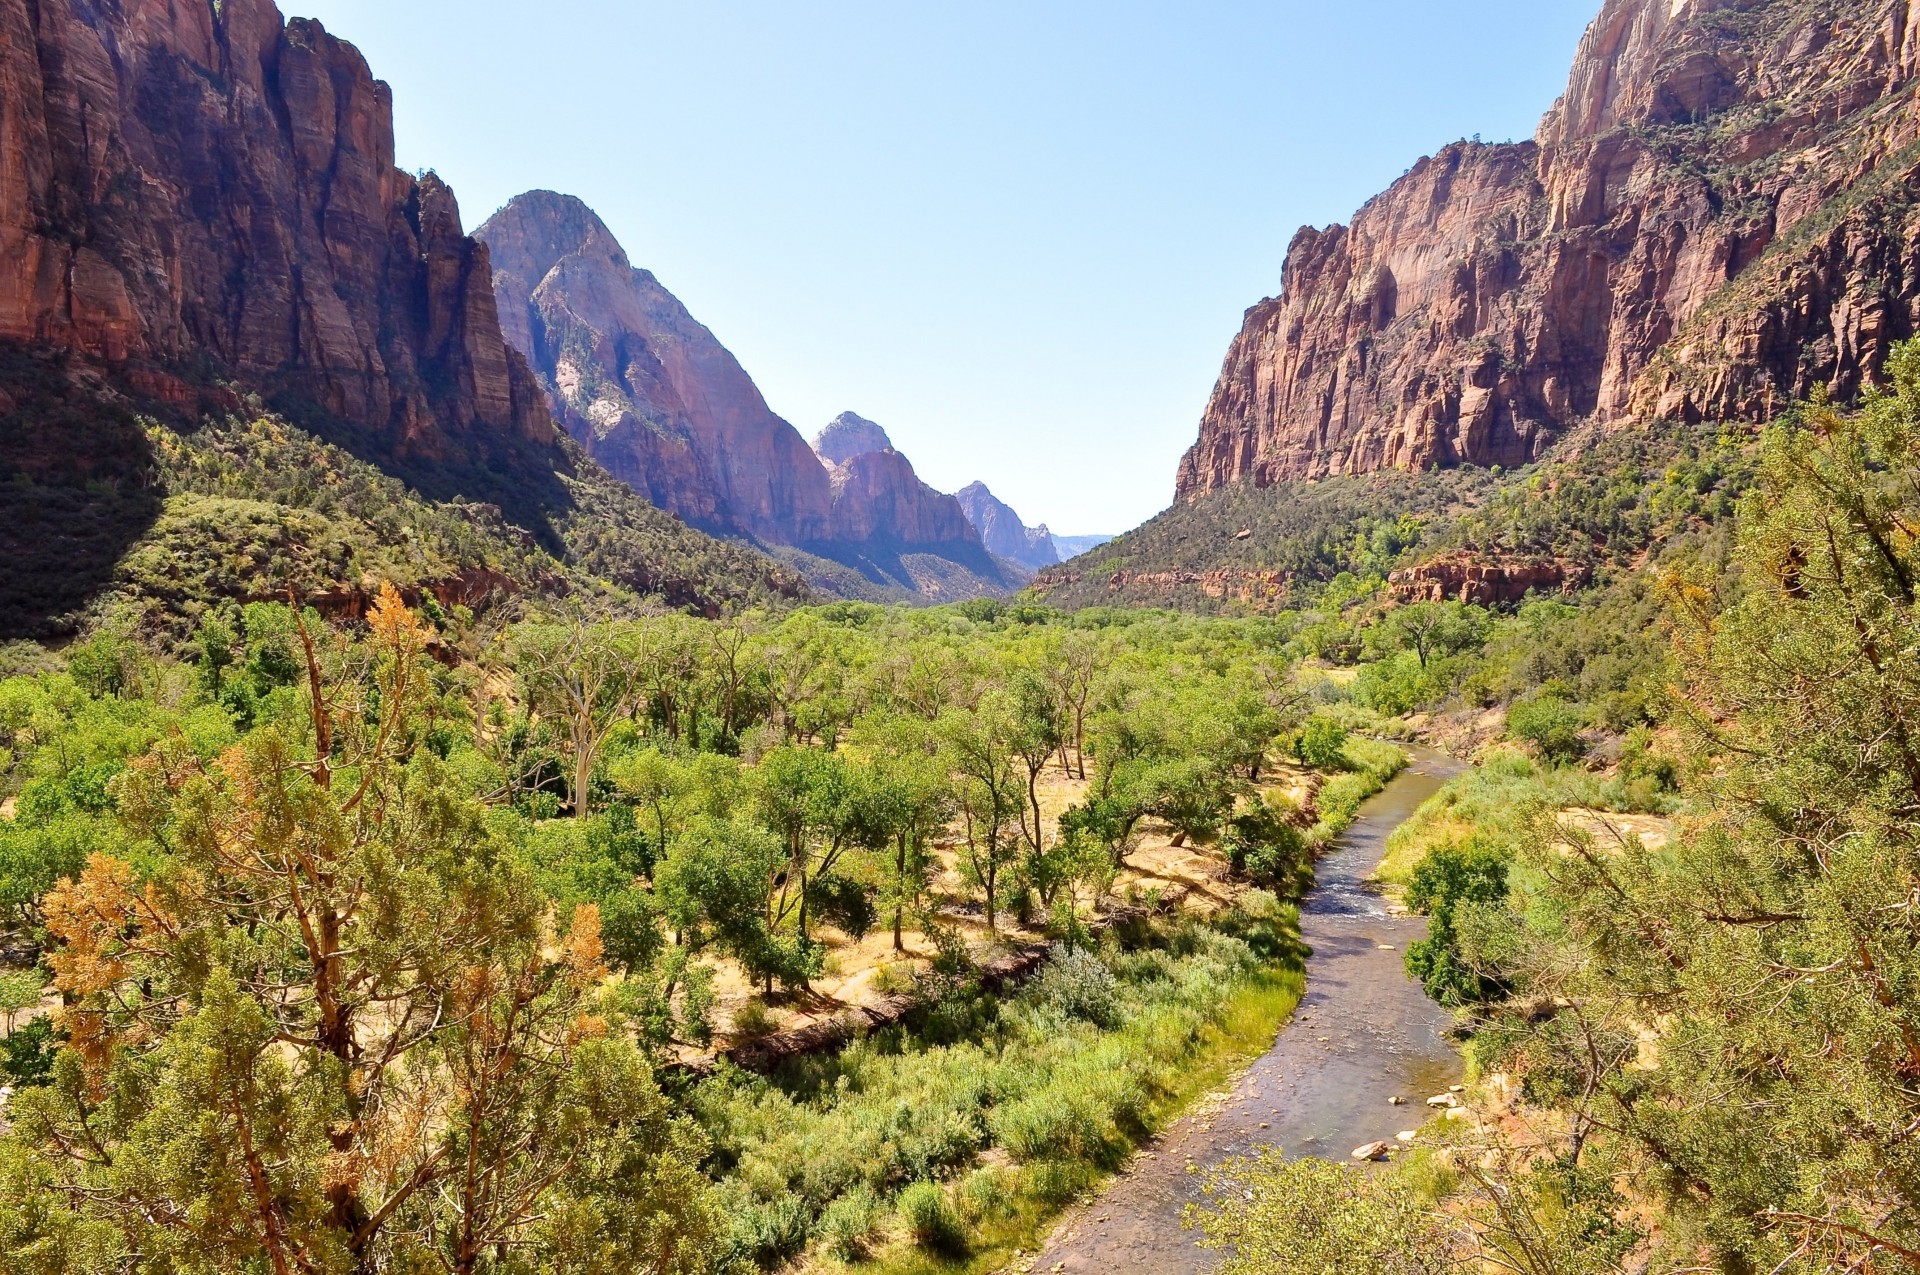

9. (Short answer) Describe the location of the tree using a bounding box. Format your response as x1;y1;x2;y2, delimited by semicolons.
0;586;725;1275
941;704;1025;932
858;719;954;951
1377;599;1488;669
512;610;648;820
1293;713;1350;770
0;968;39;1035
1474;351;1920;1270
1042;630;1106;780
1006;668;1066;853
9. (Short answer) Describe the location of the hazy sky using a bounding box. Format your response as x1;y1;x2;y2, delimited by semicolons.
293;0;1597;535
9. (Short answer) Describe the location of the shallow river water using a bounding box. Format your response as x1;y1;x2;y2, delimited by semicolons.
1029;747;1467;1273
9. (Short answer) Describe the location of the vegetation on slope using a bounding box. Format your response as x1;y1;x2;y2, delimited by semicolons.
0;345;807;641
1192;345;1920;1272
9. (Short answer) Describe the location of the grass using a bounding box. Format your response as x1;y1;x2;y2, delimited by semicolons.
1306;736;1408;849
1370;747;1673;889
694;902;1309;1273
844;964;1307;1275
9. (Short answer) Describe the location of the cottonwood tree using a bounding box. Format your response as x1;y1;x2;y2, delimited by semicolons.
941;701;1025;932
1042;630;1106;779
0;586;724;1275
1006;667;1066;853
512;609;650;820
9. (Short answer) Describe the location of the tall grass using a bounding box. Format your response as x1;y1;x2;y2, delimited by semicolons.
1371;746;1667;887
1306;736;1408;849
692;895;1305;1271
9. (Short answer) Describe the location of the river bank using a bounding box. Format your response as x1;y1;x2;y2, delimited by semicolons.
1025;746;1467;1274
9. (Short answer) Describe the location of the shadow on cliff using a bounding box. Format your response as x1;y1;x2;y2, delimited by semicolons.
272;396;584;559
0;346;166;640
799;536;1021;596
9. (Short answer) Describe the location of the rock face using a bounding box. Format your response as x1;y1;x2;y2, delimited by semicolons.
1388;552;1589;605
954;482;1060;569
808;414;986;549
1179;0;1920;497
477;191;832;539
0;0;550;454
480;192;997;576
813;412;896;466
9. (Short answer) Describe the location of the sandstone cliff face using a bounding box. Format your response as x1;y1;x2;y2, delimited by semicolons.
813;412;896;466
824;449;981;546
1180;0;1920;497
481;192;992;564
954;482;1059;569
477;191;833;540
808;413;988;550
0;0;549;454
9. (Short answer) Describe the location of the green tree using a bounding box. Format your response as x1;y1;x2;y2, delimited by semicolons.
0;586;724;1275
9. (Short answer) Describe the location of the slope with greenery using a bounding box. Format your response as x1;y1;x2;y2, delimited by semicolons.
1191;345;1920;1272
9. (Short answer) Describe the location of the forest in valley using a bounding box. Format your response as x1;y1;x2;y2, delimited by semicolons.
6;349;1920;1272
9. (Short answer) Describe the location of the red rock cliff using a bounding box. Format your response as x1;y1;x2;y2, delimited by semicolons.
0;0;550;452
1179;0;1920;497
477;191;835;541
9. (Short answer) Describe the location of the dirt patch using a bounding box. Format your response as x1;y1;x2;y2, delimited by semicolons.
1555;807;1676;853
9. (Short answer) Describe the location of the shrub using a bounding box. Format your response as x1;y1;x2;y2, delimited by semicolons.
818;1186;883;1261
1033;946;1120;1027
1294;713;1351;768
1225;798;1307;889
897;1180;967;1253
1507;691;1587;763
730;998;778;1041
1404;838;1511;1004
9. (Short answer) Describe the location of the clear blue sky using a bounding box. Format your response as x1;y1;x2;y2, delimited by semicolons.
293;0;1597;536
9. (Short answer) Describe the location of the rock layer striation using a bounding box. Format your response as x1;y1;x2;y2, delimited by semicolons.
1180;0;1920;496
0;0;551;454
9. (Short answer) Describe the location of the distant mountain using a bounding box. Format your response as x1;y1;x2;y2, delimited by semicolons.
477;194;1018;600
954;483;1059;570
1050;533;1114;559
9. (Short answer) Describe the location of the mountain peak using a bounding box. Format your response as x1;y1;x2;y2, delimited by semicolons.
954;482;1059;570
813;413;895;466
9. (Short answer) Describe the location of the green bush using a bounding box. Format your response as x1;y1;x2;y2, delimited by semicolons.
1507;691;1587;763
897;1180;968;1253
1293;713;1350;768
817;1186;883;1261
1404;838;1511;1005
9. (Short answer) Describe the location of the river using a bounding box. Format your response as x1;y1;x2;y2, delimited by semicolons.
1029;746;1468;1273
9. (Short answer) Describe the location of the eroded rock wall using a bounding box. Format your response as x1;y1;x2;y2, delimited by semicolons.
1180;0;1920;497
0;0;550;452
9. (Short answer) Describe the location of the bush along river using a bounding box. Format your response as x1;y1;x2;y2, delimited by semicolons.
1030;746;1468;1274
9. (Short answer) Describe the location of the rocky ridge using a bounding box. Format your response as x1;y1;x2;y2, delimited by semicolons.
954;482;1060;570
1179;0;1920;497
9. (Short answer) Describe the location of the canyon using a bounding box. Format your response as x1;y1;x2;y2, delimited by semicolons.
1178;0;1920;497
